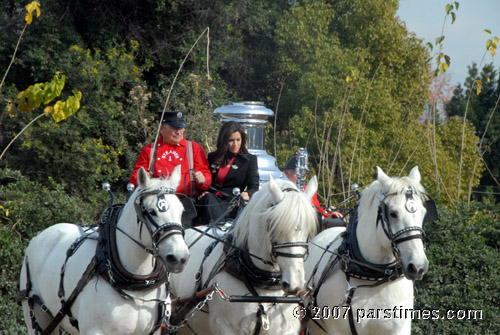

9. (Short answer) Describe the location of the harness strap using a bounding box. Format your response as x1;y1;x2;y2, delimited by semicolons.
42;257;98;335
18;256;46;335
254;304;264;335
190;226;274;267
347;304;359;335
239;267;266;335
186;140;195;197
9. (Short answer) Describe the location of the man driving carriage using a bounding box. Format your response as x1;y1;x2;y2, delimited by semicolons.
129;110;212;226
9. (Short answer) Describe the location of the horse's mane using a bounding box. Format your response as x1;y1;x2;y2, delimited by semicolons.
359;173;426;216
233;179;318;249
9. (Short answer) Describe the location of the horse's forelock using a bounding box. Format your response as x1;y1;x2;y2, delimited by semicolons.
233;179;317;249
360;173;426;212
267;189;317;242
146;174;177;191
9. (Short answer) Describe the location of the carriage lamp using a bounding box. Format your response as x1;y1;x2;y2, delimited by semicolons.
296;147;309;190
102;182;115;206
126;183;136;201
351;183;360;198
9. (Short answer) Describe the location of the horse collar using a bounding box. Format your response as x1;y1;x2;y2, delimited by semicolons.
338;201;403;281
95;204;169;291
224;247;282;290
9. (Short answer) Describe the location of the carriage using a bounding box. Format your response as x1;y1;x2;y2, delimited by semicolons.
18;102;438;335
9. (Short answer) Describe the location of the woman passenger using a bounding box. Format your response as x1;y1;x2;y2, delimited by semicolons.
198;121;259;224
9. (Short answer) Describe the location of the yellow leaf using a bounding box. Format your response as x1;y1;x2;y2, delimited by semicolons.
346;75;351;83
439;62;449;74
6;99;15;117
487;39;492;50
25;1;41;25
44;106;53;116
476;79;483;95
491;47;497;56
50;90;82;123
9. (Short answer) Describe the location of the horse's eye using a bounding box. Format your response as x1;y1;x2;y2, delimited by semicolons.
390;212;398;219
148;209;157;216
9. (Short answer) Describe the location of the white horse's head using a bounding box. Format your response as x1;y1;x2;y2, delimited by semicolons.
369;166;429;280
133;166;190;273
233;176;318;294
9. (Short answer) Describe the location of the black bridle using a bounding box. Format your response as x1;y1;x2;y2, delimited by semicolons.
271;241;309;260
376;187;426;261
115;187;185;256
268;187;311;262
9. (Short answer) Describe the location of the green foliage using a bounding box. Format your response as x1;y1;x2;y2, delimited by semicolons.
0;229;27;335
274;0;434;207
0;168;100;334
8;71;82;124
1;42;151;194
432;117;484;202
413;202;500;334
14;71;66;113
161;72;234;153
445;63;500;201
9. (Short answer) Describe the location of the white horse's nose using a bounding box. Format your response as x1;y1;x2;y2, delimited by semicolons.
165;253;187;266
281;278;306;295
163;247;190;273
405;257;429;280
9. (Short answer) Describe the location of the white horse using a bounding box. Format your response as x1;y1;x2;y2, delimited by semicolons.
304;166;436;335
169;176;319;335
19;166;190;335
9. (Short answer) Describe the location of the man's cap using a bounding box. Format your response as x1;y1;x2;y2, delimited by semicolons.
280;155;297;171
157;110;186;128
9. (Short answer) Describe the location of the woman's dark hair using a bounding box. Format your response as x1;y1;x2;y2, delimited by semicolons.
212;121;248;165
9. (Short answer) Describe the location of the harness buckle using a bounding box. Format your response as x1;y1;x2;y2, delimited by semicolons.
40;303;49;313
342;283;357;305
164;294;172;320
262;314;270;331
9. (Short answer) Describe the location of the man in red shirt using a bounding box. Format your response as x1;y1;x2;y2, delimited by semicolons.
129;111;212;226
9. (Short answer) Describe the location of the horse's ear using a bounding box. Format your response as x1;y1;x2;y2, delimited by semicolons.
137;167;150;189
408;166;421;183
169;165;182;189
268;176;285;203
376;166;391;188
304;176;318;201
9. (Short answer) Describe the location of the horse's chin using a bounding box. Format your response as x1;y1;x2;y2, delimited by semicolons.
165;263;186;273
159;253;188;273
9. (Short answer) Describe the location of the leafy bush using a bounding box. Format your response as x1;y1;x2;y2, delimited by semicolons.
413;202;500;334
0;168;104;333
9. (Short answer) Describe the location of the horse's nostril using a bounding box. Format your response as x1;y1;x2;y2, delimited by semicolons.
166;254;178;265
406;263;426;280
282;281;290;292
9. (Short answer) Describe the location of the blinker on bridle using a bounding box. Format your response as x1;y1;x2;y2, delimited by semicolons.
133;187;184;251
377;187;434;260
